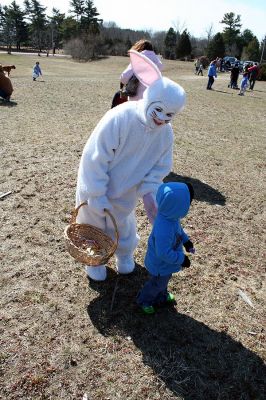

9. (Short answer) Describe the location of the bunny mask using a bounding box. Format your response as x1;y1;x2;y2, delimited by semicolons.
129;50;186;129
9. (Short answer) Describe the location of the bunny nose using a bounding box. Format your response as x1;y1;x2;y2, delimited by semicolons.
156;112;172;124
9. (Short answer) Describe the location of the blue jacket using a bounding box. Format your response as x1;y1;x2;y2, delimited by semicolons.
144;182;191;276
208;63;217;77
33;64;42;76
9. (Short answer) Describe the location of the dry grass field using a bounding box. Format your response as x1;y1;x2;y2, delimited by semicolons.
0;53;265;400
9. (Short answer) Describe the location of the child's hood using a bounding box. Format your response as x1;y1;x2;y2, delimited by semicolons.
156;182;191;220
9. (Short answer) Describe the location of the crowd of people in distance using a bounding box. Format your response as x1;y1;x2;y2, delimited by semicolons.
194;56;260;95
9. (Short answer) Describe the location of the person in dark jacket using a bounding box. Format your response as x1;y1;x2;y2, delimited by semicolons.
136;182;195;314
228;63;240;89
111;82;128;108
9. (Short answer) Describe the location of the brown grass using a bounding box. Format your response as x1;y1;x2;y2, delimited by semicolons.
0;53;265;400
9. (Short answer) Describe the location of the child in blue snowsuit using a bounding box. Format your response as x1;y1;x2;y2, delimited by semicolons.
238;70;249;96
137;182;195;314
32;62;42;81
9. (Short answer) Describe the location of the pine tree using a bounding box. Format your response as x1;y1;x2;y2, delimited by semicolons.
48;8;66;50
24;0;47;52
7;1;28;50
176;29;192;58
207;32;225;60
164;27;177;59
220;12;241;53
69;0;84;22
60;16;78;42
245;37;260;61
80;0;102;34
0;5;14;52
236;29;256;59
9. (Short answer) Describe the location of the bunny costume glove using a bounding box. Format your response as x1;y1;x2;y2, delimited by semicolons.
143;193;157;224
87;195;112;217
76;50;186;281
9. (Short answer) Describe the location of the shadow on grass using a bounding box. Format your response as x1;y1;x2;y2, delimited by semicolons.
245;95;264;100
251;88;266;93
164;172;226;206
0;99;17;106
211;89;233;95
87;264;266;400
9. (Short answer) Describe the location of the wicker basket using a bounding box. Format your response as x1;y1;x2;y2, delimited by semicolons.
64;202;119;266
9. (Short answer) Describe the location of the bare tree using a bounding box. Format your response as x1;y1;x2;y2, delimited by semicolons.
152;31;166;55
205;23;214;44
171;18;187;35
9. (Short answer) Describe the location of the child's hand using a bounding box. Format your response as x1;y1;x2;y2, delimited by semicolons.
184;240;195;254
181;255;191;269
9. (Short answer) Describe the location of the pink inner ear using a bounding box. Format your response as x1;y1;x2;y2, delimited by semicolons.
129;50;162;87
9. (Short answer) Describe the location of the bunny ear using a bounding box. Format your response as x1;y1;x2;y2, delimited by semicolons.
129;50;162;87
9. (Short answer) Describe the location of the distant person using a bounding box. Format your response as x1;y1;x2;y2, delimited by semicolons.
228;62;240;89
120;39;163;101
197;63;204;76
194;58;200;74
136;182;195;314
111;82;128;108
216;57;221;71
225;60;231;71
238;68;249;96
206;60;217;90
32;61;42;81
0;64;13;101
248;63;259;90
220;58;224;72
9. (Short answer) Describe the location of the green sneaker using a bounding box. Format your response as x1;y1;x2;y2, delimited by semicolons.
141;305;155;314
167;293;176;303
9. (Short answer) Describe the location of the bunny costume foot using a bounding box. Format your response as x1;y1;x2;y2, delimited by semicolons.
76;50;186;284
116;255;135;274
85;265;107;281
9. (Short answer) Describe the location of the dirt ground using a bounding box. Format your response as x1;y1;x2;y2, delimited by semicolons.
0;54;265;400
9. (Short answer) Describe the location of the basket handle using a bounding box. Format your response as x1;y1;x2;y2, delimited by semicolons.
71;202;119;248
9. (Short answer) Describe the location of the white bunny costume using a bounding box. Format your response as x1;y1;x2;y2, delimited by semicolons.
76;50;186;281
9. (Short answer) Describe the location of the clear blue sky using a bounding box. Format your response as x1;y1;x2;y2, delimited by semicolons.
1;0;265;40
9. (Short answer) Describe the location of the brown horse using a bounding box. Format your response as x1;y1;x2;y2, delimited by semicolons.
3;65;16;76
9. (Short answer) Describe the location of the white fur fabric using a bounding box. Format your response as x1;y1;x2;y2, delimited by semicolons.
76;101;173;208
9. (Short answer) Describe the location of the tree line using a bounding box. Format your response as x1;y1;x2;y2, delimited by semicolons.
0;0;265;63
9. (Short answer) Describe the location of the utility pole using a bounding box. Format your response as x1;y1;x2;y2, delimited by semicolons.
260;35;266;64
51;23;56;55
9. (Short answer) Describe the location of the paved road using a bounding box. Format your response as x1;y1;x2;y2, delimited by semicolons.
0;50;70;58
